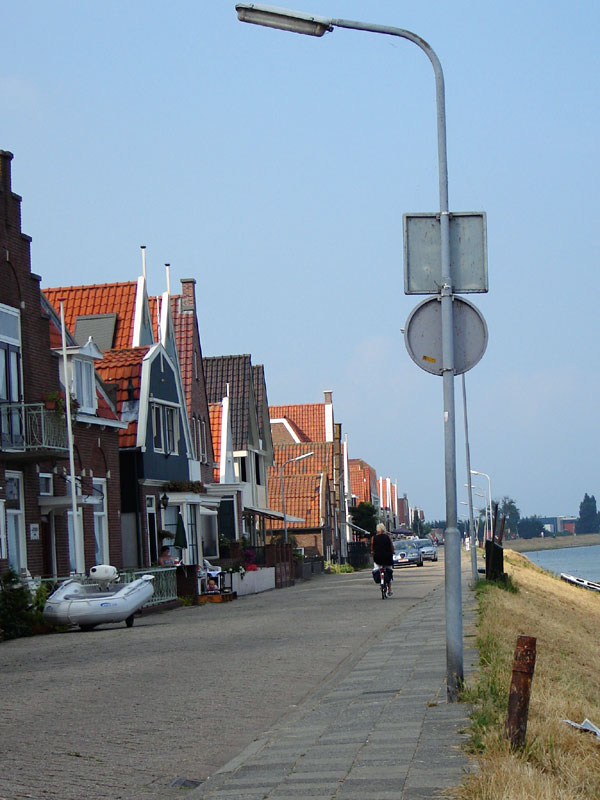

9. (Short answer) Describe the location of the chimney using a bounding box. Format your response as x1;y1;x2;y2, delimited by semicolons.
0;150;13;193
181;278;196;311
324;389;334;442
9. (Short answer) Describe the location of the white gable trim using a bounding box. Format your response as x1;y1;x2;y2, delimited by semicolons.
270;417;302;444
132;276;154;348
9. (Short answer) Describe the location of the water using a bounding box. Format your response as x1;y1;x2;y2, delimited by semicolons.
524;544;600;583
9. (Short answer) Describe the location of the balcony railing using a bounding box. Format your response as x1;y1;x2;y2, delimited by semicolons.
0;402;68;453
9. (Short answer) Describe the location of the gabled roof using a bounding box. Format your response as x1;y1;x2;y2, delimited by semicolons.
170;294;200;419
267;473;324;530
252;364;274;462
204;355;256;452
95;347;150;447
43;282;139;351
349;458;377;505
269;403;326;443
273;442;333;478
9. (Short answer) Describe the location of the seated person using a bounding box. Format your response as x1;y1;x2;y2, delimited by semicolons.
206;577;220;593
158;545;176;566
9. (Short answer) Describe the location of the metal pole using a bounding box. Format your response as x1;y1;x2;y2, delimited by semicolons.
462;375;479;584
60;301;83;575
328;16;462;701
236;7;463;700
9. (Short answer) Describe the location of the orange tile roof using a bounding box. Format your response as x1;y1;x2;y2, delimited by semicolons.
270;418;311;445
95;347;150;447
148;296;161;343
269;403;326;443
170;294;198;419
271;442;333;478
43;282;139;350
267;473;323;530
208;402;222;483
349;459;377;505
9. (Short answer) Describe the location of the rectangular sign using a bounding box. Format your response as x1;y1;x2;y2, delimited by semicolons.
404;212;488;294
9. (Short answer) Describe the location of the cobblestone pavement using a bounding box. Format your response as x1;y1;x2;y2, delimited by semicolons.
0;555;475;799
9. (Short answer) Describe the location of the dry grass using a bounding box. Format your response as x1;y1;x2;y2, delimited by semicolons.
505;533;600;554
453;551;600;800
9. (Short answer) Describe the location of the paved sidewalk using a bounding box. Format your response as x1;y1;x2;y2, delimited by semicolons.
189;565;477;800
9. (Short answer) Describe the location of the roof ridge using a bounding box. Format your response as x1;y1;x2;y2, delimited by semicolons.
42;280;138;292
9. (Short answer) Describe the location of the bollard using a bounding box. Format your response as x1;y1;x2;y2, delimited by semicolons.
505;635;537;749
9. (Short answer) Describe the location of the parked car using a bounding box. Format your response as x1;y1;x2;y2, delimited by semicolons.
393;540;423;568
415;538;438;562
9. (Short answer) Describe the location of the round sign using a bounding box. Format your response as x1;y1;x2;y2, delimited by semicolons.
404;296;487;375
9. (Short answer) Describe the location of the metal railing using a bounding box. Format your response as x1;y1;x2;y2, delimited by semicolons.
121;567;178;606
0;402;68;452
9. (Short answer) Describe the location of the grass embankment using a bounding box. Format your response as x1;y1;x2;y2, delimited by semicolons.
454;551;600;800
505;533;600;554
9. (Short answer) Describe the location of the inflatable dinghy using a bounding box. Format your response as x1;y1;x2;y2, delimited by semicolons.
43;565;154;631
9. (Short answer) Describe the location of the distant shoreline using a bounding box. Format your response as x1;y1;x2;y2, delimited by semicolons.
504;533;600;553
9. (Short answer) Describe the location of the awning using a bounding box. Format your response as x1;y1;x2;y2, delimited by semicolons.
38;495;102;515
348;521;372;536
243;505;304;523
199;506;218;516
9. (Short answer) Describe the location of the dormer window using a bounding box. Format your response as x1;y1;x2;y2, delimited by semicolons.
73;357;96;413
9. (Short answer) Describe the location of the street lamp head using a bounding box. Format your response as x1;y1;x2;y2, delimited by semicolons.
293;451;314;463
235;3;332;36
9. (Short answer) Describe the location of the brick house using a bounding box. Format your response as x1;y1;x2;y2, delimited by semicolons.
43;275;219;569
204;354;278;547
268;391;348;559
0;150;123;580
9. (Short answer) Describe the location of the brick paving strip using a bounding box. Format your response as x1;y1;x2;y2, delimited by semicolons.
0;557;475;800
189;567;476;800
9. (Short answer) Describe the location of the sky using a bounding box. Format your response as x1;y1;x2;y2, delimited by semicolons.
3;1;599;521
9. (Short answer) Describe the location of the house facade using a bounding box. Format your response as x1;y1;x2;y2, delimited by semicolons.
204;354;277;546
268;391;348;559
43;274;218;569
0;150;123;580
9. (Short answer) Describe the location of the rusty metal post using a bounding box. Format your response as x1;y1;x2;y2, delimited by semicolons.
505;635;537;749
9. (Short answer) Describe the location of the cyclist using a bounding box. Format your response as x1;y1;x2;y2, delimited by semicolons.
372;523;394;596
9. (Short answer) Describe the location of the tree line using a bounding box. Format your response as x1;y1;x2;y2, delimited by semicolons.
350;492;600;542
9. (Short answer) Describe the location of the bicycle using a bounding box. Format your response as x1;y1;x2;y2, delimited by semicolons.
378;564;393;599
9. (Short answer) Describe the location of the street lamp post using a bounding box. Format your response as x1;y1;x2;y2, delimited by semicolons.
236;2;463;700
471;470;493;540
280;451;314;544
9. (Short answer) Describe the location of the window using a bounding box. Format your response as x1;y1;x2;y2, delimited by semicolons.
165;407;179;454
191;416;198;460
5;471;26;573
73;358;95;413
255;452;262;485
201;418;208;463
39;473;53;496
187;504;199;564
0;305;22;448
152;404;164;452
152;402;180;455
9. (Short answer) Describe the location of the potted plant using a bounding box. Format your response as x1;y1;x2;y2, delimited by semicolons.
41;391;80;416
42;391;64;413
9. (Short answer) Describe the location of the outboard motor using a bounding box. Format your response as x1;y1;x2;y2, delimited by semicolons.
89;564;119;590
